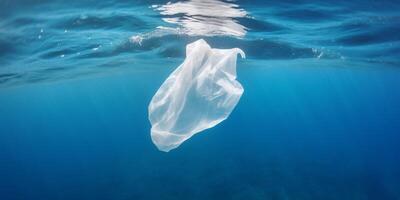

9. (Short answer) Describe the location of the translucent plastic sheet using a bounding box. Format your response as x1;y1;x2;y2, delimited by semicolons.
148;39;245;152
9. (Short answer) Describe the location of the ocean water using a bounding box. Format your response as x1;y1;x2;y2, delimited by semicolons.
1;0;400;199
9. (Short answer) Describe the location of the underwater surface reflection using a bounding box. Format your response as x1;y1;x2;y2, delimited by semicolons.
155;0;248;37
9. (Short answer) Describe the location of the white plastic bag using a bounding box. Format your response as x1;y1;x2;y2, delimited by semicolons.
148;39;245;152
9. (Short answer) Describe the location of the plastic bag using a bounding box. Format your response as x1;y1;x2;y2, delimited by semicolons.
148;39;245;152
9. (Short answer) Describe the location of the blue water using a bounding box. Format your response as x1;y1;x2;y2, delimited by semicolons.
1;0;400;199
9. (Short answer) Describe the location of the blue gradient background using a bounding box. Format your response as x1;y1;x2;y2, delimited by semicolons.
1;0;400;199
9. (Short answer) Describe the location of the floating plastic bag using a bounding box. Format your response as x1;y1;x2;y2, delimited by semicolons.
148;39;245;152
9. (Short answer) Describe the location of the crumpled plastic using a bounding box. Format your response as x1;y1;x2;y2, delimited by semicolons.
148;39;245;152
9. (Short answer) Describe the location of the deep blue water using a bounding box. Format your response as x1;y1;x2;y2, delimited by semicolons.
1;0;400;199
